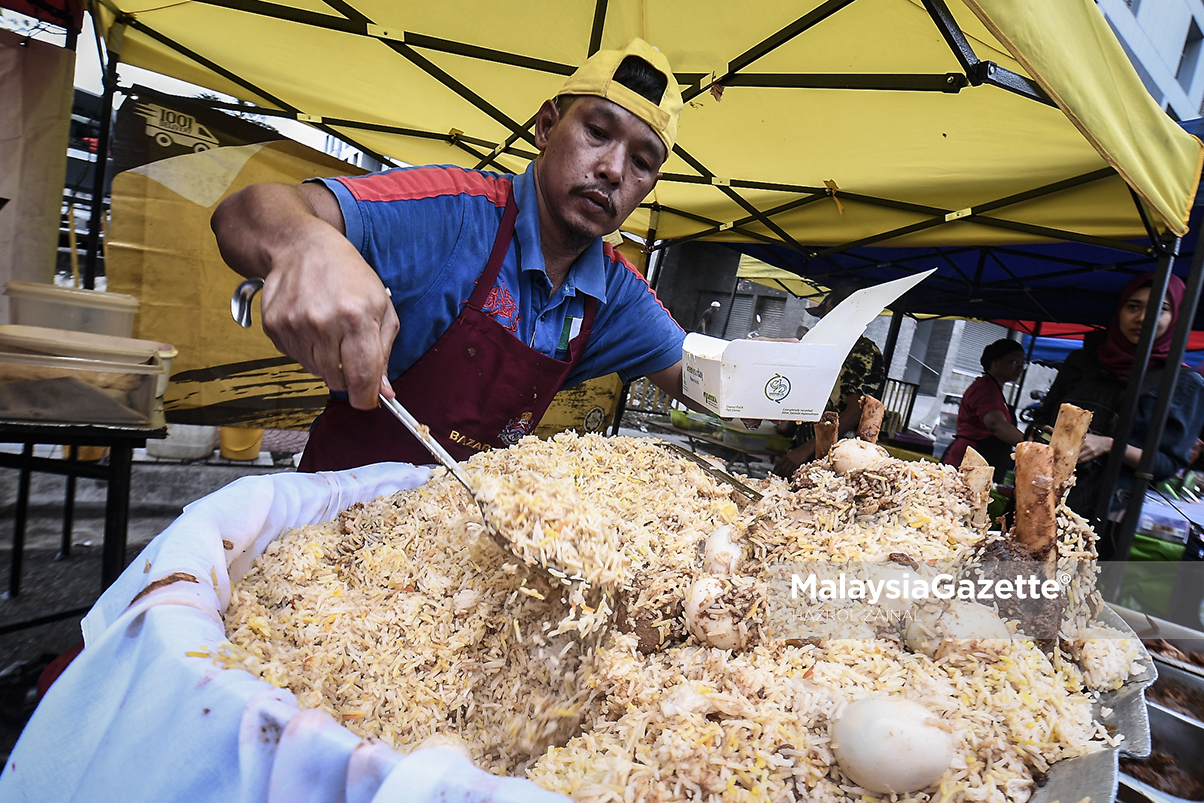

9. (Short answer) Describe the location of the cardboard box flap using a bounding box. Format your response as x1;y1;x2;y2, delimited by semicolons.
802;270;935;350
681;270;934;420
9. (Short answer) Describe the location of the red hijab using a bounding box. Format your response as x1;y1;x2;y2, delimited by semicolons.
1094;271;1185;377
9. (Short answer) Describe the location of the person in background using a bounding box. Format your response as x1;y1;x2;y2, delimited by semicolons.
941;338;1027;481
698;300;721;334
773;285;885;477
1032;271;1204;554
1192;360;1204;470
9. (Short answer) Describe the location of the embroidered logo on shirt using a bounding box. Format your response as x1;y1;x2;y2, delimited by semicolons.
482;284;520;333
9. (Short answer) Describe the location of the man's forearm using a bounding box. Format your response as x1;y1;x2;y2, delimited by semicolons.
209;181;398;409
211;183;341;280
647;361;710;413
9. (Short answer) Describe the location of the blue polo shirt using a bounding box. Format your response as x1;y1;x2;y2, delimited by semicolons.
315;163;684;386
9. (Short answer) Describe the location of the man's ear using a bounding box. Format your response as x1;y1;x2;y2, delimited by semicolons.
533;99;560;151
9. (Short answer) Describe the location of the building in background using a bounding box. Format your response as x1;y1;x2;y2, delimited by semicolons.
1098;0;1204;120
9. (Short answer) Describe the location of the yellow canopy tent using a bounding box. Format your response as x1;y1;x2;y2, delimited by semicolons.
89;0;1200;252
735;254;942;320
86;0;1203;433
736;254;822;301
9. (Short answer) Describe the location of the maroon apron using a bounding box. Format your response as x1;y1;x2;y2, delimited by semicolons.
298;190;597;472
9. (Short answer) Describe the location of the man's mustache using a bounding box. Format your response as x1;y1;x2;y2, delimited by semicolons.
570;185;617;216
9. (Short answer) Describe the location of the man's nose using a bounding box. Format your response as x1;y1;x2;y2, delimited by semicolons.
596;145;624;183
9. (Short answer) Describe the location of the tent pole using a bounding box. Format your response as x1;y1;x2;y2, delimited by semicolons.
1103;237;1202;601
643;207;661;287
612;208;661;437
1092;242;1176;558
882;308;903;379
84;20;123;290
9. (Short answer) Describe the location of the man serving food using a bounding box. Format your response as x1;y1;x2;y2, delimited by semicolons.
211;39;690;471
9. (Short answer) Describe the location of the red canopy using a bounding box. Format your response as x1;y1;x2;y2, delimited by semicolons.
997;320;1204;350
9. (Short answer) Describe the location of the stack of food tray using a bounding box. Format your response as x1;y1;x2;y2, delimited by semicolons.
0;324;174;425
1115;606;1204;801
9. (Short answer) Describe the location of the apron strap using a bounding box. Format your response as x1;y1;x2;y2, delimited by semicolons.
466;187;519;311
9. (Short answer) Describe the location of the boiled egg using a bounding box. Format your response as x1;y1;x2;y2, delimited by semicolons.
903;600;1011;659
683;577;748;651
830;439;889;475
830;697;953;793
703;524;742;578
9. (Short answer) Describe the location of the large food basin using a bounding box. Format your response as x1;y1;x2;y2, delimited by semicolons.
0;467;1157;803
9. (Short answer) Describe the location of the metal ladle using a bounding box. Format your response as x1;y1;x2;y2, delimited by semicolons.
229;278;582;585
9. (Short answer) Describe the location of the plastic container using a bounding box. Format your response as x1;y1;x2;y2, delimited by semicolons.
721;428;780;451
0;325;175;397
146;424;219;460
766;433;791;452
220;427;264;460
686;411;722;434
0;351;159;424
721;418;789;452
5;281;139;338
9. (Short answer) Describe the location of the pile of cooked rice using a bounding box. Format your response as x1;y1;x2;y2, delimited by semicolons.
473;469;629;590
219;432;1144;802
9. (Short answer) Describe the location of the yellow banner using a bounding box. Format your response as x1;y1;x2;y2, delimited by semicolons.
107;140;359;428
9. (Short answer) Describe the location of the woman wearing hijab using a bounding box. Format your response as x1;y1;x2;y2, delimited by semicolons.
942;338;1027;481
1033;271;1204;535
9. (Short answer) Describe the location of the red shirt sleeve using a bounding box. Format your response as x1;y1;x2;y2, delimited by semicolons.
955;375;1012;442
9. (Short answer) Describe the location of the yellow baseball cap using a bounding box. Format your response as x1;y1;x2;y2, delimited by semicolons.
556;38;683;154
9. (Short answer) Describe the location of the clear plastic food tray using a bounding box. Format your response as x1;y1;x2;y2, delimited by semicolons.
0;350;160;424
0;324;175;397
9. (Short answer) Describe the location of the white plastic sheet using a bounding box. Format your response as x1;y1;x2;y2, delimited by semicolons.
0;463;569;803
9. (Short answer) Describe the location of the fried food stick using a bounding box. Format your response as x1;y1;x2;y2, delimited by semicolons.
1048;403;1092;501
959;447;994;531
1013;441;1058;557
858;395;885;444
815;411;841;459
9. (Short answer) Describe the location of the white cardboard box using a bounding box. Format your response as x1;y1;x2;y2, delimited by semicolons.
682;270;934;419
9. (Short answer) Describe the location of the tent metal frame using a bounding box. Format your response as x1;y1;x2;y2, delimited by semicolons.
85;0;1149;259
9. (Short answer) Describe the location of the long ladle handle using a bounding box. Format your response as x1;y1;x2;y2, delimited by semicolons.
231;278;264;329
229;278;471;488
378;393;473;491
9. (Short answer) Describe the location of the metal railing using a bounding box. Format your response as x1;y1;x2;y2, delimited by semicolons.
625;376;675;414
881;378;920;435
